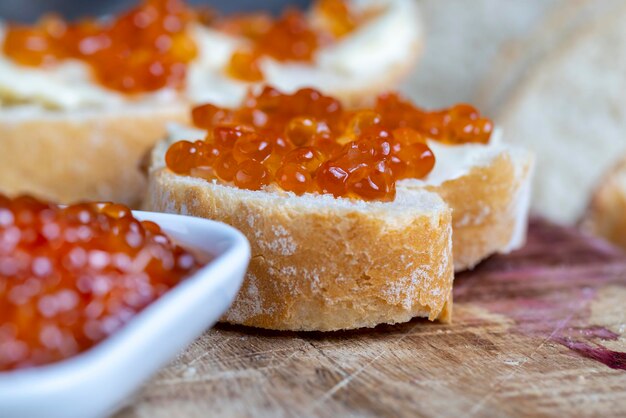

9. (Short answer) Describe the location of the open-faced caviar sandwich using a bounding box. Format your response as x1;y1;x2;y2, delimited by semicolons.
145;86;534;331
0;195;202;370
0;0;421;207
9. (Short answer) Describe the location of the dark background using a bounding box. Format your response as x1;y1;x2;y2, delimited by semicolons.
0;0;310;22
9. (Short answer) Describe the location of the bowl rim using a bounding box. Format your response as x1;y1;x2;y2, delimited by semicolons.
0;210;250;390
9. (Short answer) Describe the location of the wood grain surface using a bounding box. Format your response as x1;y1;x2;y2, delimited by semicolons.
117;220;626;418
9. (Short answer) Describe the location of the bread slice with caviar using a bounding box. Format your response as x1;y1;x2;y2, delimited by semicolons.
149;164;454;331
581;157;626;250
0;0;421;206
144;87;533;330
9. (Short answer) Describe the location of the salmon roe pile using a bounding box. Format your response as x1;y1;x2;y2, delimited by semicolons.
0;196;201;370
223;0;360;81
165;87;493;202
2;0;198;93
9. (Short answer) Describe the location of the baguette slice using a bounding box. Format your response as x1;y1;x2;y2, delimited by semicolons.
581;157;626;250
193;0;423;109
147;140;453;331
491;4;626;224
0;0;422;206
145;116;535;328
475;0;624;114
152;120;534;275
400;138;534;271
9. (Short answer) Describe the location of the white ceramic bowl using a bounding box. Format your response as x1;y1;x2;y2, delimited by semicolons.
0;211;250;418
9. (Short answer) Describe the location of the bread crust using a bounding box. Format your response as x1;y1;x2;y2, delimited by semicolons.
399;148;534;271
147;169;453;331
582;157;626;250
0;105;189;207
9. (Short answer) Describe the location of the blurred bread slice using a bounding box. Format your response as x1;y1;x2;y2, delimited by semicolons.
0;0;422;206
582;158;626;250
186;0;423;108
266;0;422;107
477;0;624;115
403;0;560;108
491;4;626;224
0;105;189;207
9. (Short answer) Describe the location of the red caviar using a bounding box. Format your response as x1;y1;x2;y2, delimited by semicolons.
2;0;198;93
375;93;494;145
314;0;359;37
2;0;365;90
165;87;493;201
224;0;361;81
0;196;202;370
224;9;319;82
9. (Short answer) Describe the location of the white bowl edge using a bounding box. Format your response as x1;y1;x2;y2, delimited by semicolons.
0;211;251;418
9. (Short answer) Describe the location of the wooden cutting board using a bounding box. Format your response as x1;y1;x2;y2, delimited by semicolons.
117;220;626;417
